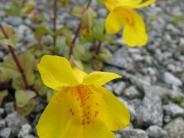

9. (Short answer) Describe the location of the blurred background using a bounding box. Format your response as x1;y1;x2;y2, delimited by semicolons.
0;0;184;138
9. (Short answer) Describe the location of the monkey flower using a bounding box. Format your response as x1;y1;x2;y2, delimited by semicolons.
104;0;156;46
37;55;130;138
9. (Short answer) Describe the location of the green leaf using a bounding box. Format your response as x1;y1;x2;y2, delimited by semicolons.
0;56;19;82
73;44;92;62
5;0;22;16
15;90;36;108
34;25;50;39
60;0;68;7
0;51;36;89
16;99;37;116
92;19;105;39
72;6;83;17
22;1;36;16
19;51;36;85
80;8;96;36
46;90;54;102
98;47;112;61
0;37;17;47
0;90;8;106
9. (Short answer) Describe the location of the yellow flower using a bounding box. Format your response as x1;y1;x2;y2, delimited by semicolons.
37;55;130;138
104;0;156;47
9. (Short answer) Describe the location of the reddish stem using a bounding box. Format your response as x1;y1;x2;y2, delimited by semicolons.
53;0;58;47
68;0;92;59
0;23;29;89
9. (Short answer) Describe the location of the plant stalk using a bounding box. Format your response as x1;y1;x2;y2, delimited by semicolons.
0;23;29;89
68;0;92;59
53;0;58;47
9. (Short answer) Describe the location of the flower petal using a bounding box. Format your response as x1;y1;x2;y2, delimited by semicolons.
104;0;123;11
38;55;79;90
91;86;130;131
37;87;85;138
59;119;83;138
105;10;124;34
135;0;156;8
73;67;87;83
83;71;121;86
104;0;156;10
121;8;148;46
83;120;115;138
36;89;69;138
37;87;116;138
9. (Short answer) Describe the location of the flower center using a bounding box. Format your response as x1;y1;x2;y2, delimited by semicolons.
68;85;100;126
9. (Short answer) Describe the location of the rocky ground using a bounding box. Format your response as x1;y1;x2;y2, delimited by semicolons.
0;0;184;138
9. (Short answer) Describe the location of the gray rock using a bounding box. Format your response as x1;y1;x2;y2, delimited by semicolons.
4;16;23;26
164;117;184;138
163;115;172;124
143;85;184;100
166;24;180;34
179;38;184;46
110;47;134;70
0;108;4;117
0;128;11;138
130;99;142;109
116;133;122;138
136;89;163;127
98;9;107;17
120;128;148;138
122;72;150;89
5;112;27;135
163;72;182;86
112;82;126;95
23;135;37;138
18;124;32;138
121;98;136;121
147;125;168;138
163;103;184;117
4;102;15;114
0;51;5;60
124;86;141;99
131;54;144;62
0;120;6;128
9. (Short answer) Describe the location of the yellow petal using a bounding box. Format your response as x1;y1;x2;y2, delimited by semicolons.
91;86;130;131
135;0;156;8
83;71;121;86
73;67;87;83
36;89;68;138
117;8;148;46
83;120;116;138
105;10;124;34
38;55;79;90
37;85;116;138
104;0;123;11
59;119;83;138
104;0;156;10
37;87;84;138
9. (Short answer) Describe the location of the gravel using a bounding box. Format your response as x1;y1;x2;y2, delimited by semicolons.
163;72;182;87
163;103;184;117
120;128;148;138
4;102;15;114
123;86;141;99
5;112;27;136
164;118;184;138
146;125;168;138
0;128;11;138
135;88;163;127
